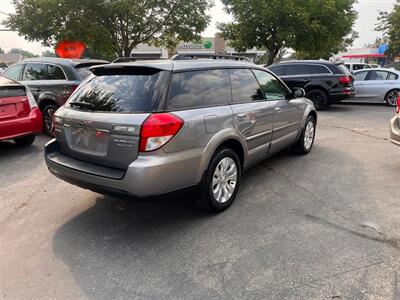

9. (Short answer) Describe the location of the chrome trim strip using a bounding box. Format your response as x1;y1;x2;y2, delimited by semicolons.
246;129;272;141
274;121;299;132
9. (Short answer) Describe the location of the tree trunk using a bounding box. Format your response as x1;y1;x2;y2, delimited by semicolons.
265;46;281;66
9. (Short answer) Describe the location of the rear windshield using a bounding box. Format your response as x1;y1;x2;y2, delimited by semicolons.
0;86;26;98
336;64;353;76
66;71;168;113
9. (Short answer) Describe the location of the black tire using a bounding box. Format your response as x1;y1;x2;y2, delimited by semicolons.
42;103;59;136
196;148;241;212
385;89;400;107
292;115;316;155
13;135;35;146
306;89;329;110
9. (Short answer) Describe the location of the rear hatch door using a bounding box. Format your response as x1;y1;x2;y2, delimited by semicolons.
0;82;29;122
54;64;171;170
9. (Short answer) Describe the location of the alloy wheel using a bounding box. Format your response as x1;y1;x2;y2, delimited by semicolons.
212;157;238;204
387;90;399;106
304;121;315;150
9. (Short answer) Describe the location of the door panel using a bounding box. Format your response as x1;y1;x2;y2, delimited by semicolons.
252;69;304;153
228;68;274;163
270;99;303;153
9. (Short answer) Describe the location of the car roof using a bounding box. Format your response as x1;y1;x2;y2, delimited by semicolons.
0;75;23;86
91;59;257;73
21;57;109;67
270;60;337;67
354;67;400;74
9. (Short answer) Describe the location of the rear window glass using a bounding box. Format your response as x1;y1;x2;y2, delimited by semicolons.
388;72;399;80
0;86;26;98
336;64;352;76
47;65;66;80
269;65;285;76
354;71;368;81
67;71;168;113
166;69;230;110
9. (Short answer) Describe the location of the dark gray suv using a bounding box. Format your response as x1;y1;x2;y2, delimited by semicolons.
45;57;317;212
2;57;109;134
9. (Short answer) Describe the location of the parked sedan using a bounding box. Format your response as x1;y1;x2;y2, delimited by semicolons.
390;96;400;146
2;57;109;135
0;76;42;145
353;68;400;106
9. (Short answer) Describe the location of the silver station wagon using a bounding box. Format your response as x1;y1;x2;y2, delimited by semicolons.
45;55;317;212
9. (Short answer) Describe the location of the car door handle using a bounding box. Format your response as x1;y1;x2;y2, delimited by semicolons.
237;113;247;121
275;107;282;113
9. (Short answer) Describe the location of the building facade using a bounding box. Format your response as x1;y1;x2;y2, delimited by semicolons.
130;33;266;61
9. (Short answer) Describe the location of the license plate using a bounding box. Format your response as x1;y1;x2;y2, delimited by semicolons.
69;127;109;156
0;104;16;118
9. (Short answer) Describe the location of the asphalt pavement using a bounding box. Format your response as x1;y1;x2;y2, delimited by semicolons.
1;103;399;299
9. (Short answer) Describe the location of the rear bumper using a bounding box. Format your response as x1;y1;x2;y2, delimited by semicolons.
390;115;400;146
0;107;43;141
45;139;204;197
329;88;355;103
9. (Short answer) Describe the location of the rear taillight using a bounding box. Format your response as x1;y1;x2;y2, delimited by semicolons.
397;95;400;113
339;76;352;85
25;88;37;109
139;113;184;152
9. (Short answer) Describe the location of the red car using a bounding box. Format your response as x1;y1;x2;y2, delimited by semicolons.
0;76;43;145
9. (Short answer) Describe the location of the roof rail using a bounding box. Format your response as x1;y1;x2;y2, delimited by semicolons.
171;53;251;62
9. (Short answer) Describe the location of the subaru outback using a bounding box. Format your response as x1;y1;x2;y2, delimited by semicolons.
45;56;317;212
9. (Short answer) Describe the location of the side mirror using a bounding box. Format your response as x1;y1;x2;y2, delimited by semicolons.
293;87;306;98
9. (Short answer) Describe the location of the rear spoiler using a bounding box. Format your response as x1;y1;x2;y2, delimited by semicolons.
74;61;110;69
90;61;173;75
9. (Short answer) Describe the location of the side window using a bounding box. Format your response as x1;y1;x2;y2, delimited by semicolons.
285;64;309;76
2;64;23;81
166;69;230;110
253;70;288;100
308;65;331;74
354;71;368;81
269;65;285;76
387;72;399;80
229;69;264;103
368;71;388;81
22;64;46;81
47;64;66;80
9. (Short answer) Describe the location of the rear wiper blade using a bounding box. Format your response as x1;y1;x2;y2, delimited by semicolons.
69;101;95;110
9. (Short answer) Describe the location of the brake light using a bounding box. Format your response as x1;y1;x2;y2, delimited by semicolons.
25;88;37;109
397;95;400;113
139;113;184;152
339;76;352;85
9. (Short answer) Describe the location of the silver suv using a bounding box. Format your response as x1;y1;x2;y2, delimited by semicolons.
45;57;317;212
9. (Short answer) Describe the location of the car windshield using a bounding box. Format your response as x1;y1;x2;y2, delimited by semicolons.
66;70;169;113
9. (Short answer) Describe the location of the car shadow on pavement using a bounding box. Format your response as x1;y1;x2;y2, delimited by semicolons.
51;143;398;299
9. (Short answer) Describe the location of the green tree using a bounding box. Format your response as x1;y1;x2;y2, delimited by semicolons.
41;50;56;57
376;1;400;59
219;0;357;65
8;48;37;58
0;47;4;54
4;0;213;58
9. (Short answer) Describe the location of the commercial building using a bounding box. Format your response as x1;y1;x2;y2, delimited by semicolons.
130;33;266;61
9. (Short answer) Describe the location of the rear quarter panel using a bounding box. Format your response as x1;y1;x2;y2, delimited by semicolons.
163;106;246;182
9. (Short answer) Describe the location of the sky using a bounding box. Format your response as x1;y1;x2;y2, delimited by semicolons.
0;0;397;55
